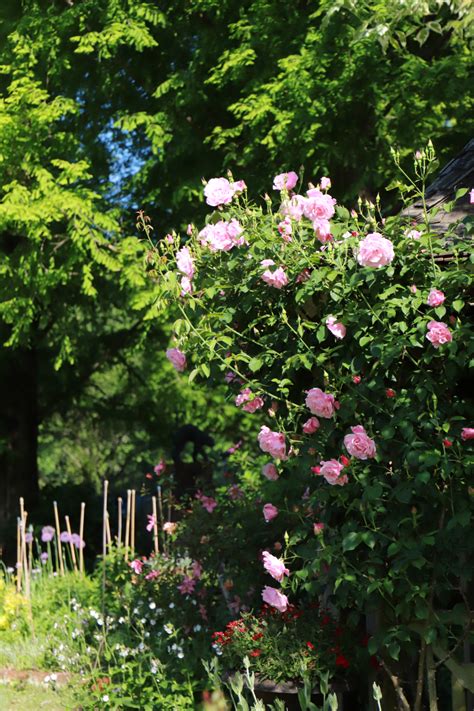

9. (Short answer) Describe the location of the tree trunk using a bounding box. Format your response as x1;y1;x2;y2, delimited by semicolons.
0;346;38;555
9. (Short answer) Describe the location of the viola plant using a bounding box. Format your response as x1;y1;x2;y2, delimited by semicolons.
142;142;473;703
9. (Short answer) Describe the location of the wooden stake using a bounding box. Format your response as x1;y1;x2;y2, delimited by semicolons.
117;497;123;546
124;489;131;560
27;527;33;575
53;501;64;576
157;485;165;553
79;502;85;574
65;515;78;572
130;489;136;555
16;517;22;593
102;480;109;627
152;496;159;555
106;512;112;548
19;502;30;599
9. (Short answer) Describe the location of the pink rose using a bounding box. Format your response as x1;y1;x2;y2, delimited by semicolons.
427;289;445;307
261;585;288;613
426;321;452;348
130;559;143;574
262;463;279;481
204;177;235;206
469;189;474;204
235;388;264;413
258;426;287;459
261;266;288;289
166;348;187;372
263;503;279;522
303;189;336;223
146;514;156;532
232;180;247;193
199;495;217;513
344;425;377;460
199;219;244;251
314;522;325;534
461;428;474;441
280;194;306;221
178;576;196;595
180;276;193;296
163;521;177;534
320;176;331;190
405;229;422;240
278;217;293;241
273;171;298;191
176;246;194;279
302;417;320;434
357;233;395;268
305;388;339;418
326;316;346;339
262;551;289;582
316;459;349;486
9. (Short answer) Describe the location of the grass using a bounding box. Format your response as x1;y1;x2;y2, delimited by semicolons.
0;681;81;710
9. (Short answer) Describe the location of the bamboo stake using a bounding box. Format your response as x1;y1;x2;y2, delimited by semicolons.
65;515;78;572
53;501;64;576
16;517;22;593
106;512;112;548
167;490;172;525
102;480;109;628
19;501;30;599
124;489;131;560
117;496;123;546
152;496;159;555
27;527;33;575
79;502;85;574
157;485;165;554
130;489;136;555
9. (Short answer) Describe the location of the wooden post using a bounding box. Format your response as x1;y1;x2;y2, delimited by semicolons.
79;502;85;574
53;501;64;576
65;515;78;572
152;496;159;555
106;512;112;548
16;517;22;592
117;497;123;546
130;489;136;555
124;489;131;560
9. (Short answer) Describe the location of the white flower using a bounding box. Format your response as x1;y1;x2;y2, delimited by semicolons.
163;624;173;634
193;624;202;632
149;602;156;610
168;603;175;609
102;694;109;702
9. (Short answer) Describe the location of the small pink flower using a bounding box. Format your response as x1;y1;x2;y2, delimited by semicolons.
199;219;244;251
427;289;445;307
191;560;203;579
186;223;194;235
232;179;247;193
178;576;196;595
130;559;143;574
228;484;244;500
166;348;186;372
357;233;395;268
263;503;279;522
261;266;288;289
261;586;288;613
200;495;217;513
303;417;320;434
405;229;422;240
344;425;377;460
165;233;174;243
280;194;306;221
352;375;361;384
154;460;166;475
426;321;452;348
273;171;298;191
320;176;331;190
326;316;346;339
410;285;417;294
313;523;325;534
180;276;193;296
305;388;339;418
145;570;160;581
176;246;194;279
204;177;235;206
277;217;293;241
461;428;474;441
262;551;289;582
316;459;349;486
258;426;287;459
163;521;177;534
235;388;264;413
469;189;474;204
262;463;279;481
146;514;156;532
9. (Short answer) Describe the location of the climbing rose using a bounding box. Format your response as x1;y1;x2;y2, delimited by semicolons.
461;428;474;441
163;521;177;534
199;219;244;251
261;266;288;289
232;180;247;193
180;276;193;296
166;348;187;372
273;171;298;191
426;321;452;348
303;417;320;434
235;388;264;413
314;523;325;534
344;425;377;460
130;559;143;574
262;463;279;481
320;176;331;190
204;177;235;206
258;426;287;459
305;388;339;418
261;586;288;612
176;246;194;279
405;229;422;239
326;316;346;339
262;551;289;582
316;459;349;486
280;194;306;221
263;503;279;522
278;217;293;241
357;233;394;268
427;289;445;307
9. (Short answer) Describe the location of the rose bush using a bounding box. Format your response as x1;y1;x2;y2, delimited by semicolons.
143;145;473;701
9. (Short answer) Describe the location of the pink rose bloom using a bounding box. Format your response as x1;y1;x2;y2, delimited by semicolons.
405;229;422;239
314;522;325;534
204;177;235;206
232;180;247;193
154;460;166;475
280;194;306;221
273;171;298;191
180;276;193;296
235;388;264;413
427;289;445;307
357;233;395;268
258;426;287;459
146;514;156;532
278;217;293;241
178;576;196;595
469;189;474;204
130;559;143;574
261;266;288;289
461;428;474;441
303;417;320;434
145;570;160;581
176;246;194;279
410;285;417;294
262;551;289;582
263;503;279;522
305;388;339;418
303;189;336;223
199;220;244;252
186;223;194;235
320;176;331;190
326;316;346;339
163;521;177;534
262;463;279;481
261;586;288;613
344;425;377;460
200;495;217;513
426;321;452;348
166;348;187;372
314;219;332;243
317;459;349;486
165;233;174;243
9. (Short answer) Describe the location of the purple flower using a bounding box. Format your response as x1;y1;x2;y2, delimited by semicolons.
71;533;85;549
40;552;49;564
60;531;71;543
25;532;34;544
41;526;55;543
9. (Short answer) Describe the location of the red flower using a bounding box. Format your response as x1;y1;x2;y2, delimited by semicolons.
352;375;361;384
385;388;396;398
252;632;264;641
340;455;350;467
306;641;315;651
250;649;262;657
443;439;453;447
335;654;350;669
311;466;321;474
